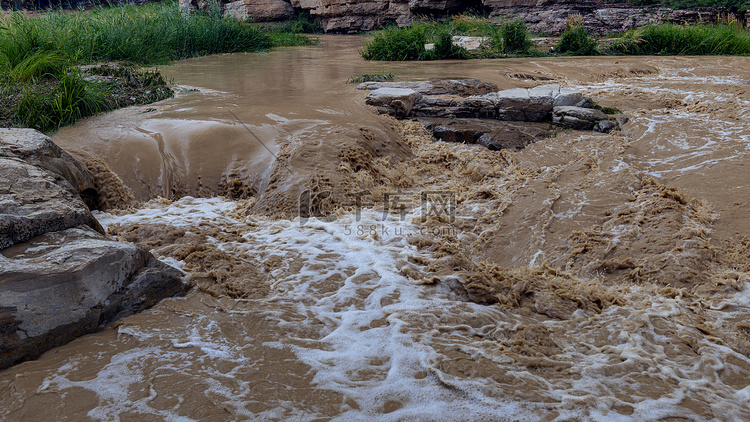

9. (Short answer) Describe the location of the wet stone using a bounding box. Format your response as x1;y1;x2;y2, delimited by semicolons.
552;106;608;130
0;128;186;370
416;118;552;151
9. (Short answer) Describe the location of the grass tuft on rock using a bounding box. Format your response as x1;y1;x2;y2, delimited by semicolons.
347;73;396;83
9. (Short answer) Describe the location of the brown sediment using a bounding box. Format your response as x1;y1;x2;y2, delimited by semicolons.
559;176;717;289
108;216;270;299
67;149;136;211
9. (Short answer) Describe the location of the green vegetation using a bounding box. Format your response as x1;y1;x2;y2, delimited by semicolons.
347;73;396;84
607;22;750;55
500;19;533;53
0;1;314;132
556;15;599;55
361;11;750;61
361;25;431;61
360;15;533;61
628;0;749;11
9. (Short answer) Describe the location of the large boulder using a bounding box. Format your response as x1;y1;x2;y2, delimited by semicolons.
0;129;187;370
0;157;102;250
0;128;98;208
0;227;184;369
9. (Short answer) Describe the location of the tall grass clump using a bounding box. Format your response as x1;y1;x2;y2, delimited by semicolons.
361;24;430;61
608;23;750;55
556;14;599;55
0;1;277;66
15;72;112;132
430;31;470;59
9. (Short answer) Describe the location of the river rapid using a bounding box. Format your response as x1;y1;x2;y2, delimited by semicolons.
1;36;750;421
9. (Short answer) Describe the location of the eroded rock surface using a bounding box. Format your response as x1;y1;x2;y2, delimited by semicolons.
0;129;186;370
216;0;746;34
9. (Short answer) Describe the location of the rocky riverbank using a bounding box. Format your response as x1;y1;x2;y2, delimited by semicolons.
0;129;186;370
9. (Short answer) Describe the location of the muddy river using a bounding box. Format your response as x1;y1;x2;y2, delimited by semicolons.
1;36;750;420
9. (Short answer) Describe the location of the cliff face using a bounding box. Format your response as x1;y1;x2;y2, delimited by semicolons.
221;0;746;34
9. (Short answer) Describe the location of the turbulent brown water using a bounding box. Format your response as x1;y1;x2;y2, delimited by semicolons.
2;36;750;420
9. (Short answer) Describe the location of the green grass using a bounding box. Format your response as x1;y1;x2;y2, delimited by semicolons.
361;24;431;61
607;23;750;55
0;1;278;66
628;0;749;10
360;15;533;61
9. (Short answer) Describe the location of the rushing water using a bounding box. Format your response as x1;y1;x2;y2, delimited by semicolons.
1;37;750;421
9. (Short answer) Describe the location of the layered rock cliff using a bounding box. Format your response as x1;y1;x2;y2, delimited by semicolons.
218;0;746;34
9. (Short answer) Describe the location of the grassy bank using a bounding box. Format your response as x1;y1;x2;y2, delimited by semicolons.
607;22;750;55
0;1;314;132
361;14;750;61
361;15;538;61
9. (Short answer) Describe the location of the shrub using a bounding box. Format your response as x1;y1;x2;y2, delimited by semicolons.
557;23;599;55
431;31;470;59
501;19;532;53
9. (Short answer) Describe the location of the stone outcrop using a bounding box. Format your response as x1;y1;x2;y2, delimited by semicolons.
552;105;607;130
0;129;186;370
362;81;622;150
213;0;748;34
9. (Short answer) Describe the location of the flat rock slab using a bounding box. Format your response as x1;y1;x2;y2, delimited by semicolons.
416;118;553;151
357;79;498;97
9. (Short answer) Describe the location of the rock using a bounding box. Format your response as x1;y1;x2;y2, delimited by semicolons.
594;119;618;133
0;157;102;250
0;128;98;208
365;88;422;117
553;106;608;130
0;128;186;370
0;226;186;370
224;0;295;21
357;79;498;96
493;87;554;122
416;117;552;151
